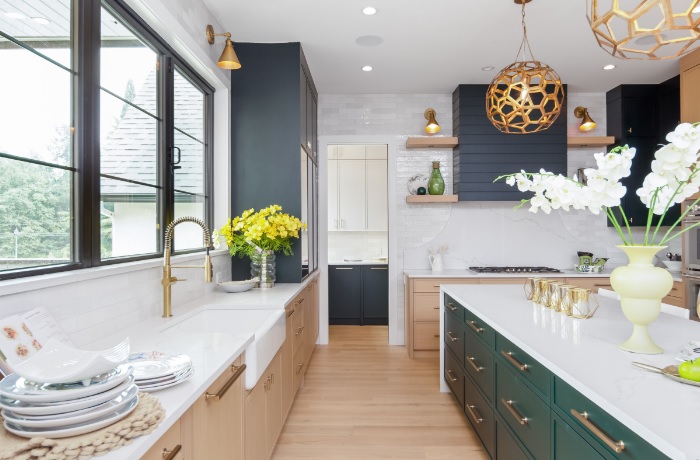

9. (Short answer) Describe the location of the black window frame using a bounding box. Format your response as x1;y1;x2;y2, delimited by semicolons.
0;0;215;281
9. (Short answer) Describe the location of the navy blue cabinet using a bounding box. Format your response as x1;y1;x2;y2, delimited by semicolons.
328;265;388;325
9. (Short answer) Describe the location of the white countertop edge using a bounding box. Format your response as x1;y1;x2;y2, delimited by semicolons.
440;285;688;460
329;260;388;266
404;269;612;278
0;249;230;297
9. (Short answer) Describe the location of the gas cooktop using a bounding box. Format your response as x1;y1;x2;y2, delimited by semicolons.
468;266;561;274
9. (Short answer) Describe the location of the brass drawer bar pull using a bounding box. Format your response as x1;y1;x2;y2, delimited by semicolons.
162;445;182;460
467;320;484;333
466;404;484;424
501;350;529;371
571;409;625;453
371;267;387;270
433;333;440;338
433;284;441;288
205;364;246;401
501;398;528;425
446;369;459;382
446;331;459;342
433;306;440;309
467;356;484;373
446;303;458;311
296;363;304;374
336;267;354;270
287;308;295;317
296;297;305;305
295;326;305;336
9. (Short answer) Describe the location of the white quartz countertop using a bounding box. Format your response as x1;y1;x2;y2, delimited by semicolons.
94;275;317;460
404;269;612;278
329;260;388;265
441;284;699;460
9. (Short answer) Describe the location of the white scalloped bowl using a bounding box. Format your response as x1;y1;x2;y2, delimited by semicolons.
218;280;257;293
10;338;130;384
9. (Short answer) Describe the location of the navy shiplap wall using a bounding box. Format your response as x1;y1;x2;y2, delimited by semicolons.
452;84;568;201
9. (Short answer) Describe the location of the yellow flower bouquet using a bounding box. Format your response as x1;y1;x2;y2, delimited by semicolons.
221;204;306;258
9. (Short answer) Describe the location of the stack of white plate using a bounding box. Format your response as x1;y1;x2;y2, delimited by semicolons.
0;365;138;438
1;338;137;438
128;351;193;392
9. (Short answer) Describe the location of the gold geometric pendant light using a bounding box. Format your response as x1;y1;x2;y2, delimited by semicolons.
486;0;564;134
588;0;700;60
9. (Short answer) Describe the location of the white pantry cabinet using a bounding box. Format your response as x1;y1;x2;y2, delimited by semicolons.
328;145;387;231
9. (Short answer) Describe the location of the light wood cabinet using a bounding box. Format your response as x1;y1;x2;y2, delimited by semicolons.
245;351;282;460
663;280;686;308
304;279;319;368
183;357;245;460
564;277;612;293
681;48;700;123
141;418;184;460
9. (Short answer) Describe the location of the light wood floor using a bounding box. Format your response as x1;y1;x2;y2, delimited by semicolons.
271;326;489;460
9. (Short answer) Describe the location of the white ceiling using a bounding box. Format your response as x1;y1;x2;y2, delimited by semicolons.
201;0;691;94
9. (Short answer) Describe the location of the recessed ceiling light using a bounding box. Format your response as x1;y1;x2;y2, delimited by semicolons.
32;17;50;25
603;64;616;70
362;66;373;72
481;66;495;71
4;12;25;19
362;7;377;15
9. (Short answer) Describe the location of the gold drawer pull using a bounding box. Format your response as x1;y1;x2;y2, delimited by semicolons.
205;364;246;401
501;350;528;371
466;404;484;424
296;297;305;305
162;445;181;460
446;369;459;382
446;331;459;342
336;267;354;270
467;320;484;333
433;333;440;338
371;267;387;270
287;308;295;317
295;326;305;336
433;284;441;287
467;356;484;373
433;306;440;309
296;363;304;374
571;409;625;453
501;399;528;425
446;303;457;311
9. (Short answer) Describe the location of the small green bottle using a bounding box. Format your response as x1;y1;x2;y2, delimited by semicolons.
428;161;445;195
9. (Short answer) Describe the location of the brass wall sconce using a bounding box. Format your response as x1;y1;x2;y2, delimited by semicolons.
424;108;441;134
206;24;241;70
574;106;596;132
588;0;700;60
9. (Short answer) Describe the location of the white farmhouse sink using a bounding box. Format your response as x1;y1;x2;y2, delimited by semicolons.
161;308;286;389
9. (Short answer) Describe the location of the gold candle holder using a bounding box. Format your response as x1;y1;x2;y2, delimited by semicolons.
524;277;540;301
535;279;554;306
568;288;600;319
555;284;574;313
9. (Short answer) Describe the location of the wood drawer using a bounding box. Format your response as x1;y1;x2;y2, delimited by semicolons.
142;419;183;460
413;278;475;293
464;373;495;458
444;294;464;322
413;293;440;321
464;307;495;348
496;361;550;460
293;346;305;393
444;312;465;362
663;280;685;307
553;376;668;459
464;327;494;402
565;277;611;293
444;347;464;408
496;334;550;399
413;322;440;350
292;305;305;356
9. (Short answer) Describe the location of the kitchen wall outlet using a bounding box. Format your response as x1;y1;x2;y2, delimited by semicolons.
215;272;222;284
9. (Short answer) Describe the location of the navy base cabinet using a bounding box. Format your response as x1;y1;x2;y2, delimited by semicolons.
329;265;388;325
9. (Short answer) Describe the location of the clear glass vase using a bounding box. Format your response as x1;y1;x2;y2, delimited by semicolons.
250;251;276;288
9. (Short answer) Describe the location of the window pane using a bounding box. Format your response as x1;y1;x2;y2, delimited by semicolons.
0;0;72;68
100;7;158;105
174;131;204;195
0;158;72;271
174;194;206;251
0;42;71;166
174;70;204;142
100;177;158;258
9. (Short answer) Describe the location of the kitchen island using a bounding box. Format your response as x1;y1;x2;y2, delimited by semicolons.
440;284;698;460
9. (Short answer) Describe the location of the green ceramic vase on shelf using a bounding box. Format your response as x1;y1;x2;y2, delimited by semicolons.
428;161;445;195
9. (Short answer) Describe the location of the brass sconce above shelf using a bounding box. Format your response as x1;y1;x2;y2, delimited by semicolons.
206;24;241;70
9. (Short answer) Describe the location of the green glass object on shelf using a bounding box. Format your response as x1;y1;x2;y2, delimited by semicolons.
417;187;427;195
428;161;445;195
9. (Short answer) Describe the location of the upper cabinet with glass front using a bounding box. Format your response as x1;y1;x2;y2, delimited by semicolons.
328;145;387;232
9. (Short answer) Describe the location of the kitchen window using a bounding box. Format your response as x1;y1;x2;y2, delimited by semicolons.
0;0;214;280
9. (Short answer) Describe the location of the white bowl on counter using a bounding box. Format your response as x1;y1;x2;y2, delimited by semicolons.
218;280;257;293
662;260;682;272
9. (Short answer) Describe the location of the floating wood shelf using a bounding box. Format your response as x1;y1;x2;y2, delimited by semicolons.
567;136;615;147
405;195;458;203
406;137;458;148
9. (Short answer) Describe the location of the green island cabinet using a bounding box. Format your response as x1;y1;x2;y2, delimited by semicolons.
442;294;670;460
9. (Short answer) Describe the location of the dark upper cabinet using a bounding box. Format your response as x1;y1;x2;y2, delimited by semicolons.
452;84;568;201
606;77;680;227
329;265;362;325
230;43;318;283
361;265;388;325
